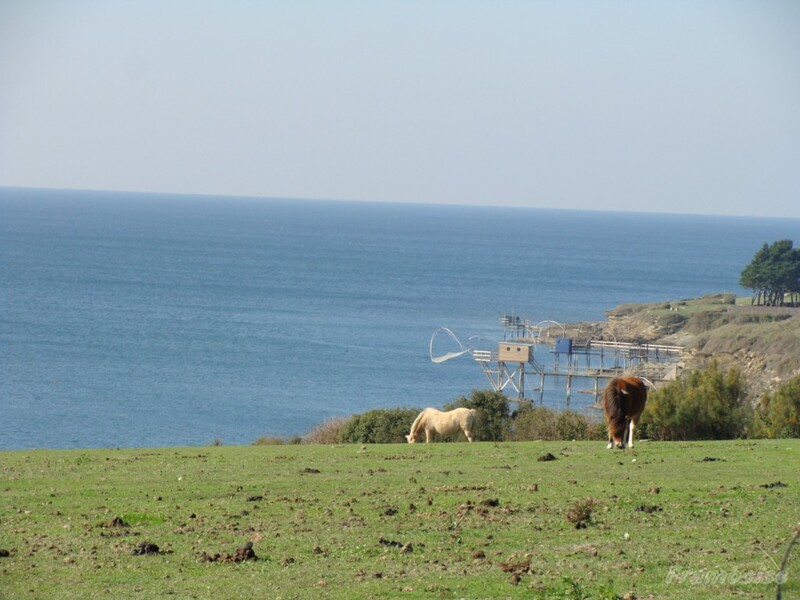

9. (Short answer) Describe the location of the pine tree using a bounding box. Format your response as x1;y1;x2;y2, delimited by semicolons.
740;240;800;306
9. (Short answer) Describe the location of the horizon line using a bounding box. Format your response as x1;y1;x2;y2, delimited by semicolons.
1;184;798;222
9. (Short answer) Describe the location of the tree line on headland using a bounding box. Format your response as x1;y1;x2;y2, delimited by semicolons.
740;239;800;307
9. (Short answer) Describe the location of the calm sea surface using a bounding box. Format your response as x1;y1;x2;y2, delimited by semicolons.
2;188;798;449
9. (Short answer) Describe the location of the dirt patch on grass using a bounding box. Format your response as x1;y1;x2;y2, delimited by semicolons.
759;481;787;489
499;557;532;586
131;542;162;556
99;516;136;538
378;537;413;553
566;498;596;529
199;542;258;563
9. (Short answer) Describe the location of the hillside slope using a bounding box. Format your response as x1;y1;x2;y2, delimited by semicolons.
562;294;800;400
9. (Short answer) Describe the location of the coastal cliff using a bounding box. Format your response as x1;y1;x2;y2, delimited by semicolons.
553;294;800;400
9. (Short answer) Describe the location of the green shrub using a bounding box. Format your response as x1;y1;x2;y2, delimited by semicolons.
338;408;420;444
707;292;736;305
758;375;800;438
638;361;752;440
684;310;730;334
302;417;351;444
252;436;285;446
610;303;643;317
252;435;303;445
556;409;605;441
446;390;510;442
510;405;559;440
510;406;604;441
657;312;687;331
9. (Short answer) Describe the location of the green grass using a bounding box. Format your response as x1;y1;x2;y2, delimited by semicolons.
1;440;798;599
609;294;735;327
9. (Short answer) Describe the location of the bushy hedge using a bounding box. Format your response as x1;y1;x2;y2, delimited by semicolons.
305;367;800;445
331;393;604;444
338;408;420;444
638;361;752;440
757;374;800;438
510;406;605;441
301;417;351;444
445;389;510;442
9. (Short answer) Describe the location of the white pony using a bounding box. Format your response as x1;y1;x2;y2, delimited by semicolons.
405;407;476;443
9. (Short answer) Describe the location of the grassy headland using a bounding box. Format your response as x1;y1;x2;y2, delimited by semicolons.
556;293;800;400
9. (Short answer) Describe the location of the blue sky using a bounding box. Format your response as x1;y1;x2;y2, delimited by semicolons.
1;1;799;217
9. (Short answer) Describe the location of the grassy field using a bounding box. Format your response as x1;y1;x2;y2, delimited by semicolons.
1;440;798;599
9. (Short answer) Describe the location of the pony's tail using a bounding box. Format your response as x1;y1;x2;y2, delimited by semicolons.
603;379;627;434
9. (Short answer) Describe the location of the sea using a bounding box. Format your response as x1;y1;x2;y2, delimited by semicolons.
2;187;798;450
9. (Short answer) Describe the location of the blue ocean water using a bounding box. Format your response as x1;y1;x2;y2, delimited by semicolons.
2;188;798;449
